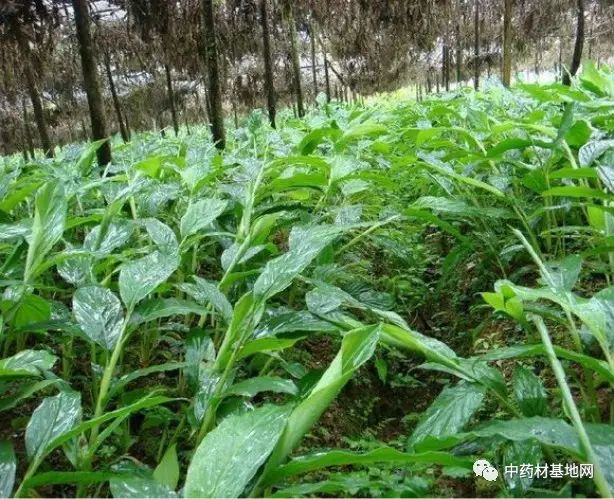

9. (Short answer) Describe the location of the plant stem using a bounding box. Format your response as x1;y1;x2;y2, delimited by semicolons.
533;316;611;498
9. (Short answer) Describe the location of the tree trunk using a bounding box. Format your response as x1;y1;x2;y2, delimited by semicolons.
104;53;130;143
473;0;480;90
164;64;180;136
563;0;584;86
72;0;111;165
22;97;35;159
558;37;563;82
455;22;462;84
502;0;513;87
202;0;226;149
310;22;318;99
443;1;450;91
284;0;304;117
260;0;276;128
324;54;331;102
11;19;53;157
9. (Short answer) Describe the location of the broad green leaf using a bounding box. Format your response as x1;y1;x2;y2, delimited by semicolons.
108;362;188;400
184;404;290;498
0;441;16;498
254;225;344;301
76;139;108;174
259;326;380;486
475;418;614;488
503;440;542;494
256;309;339;336
549;167;598;180
271;475;429;498
21;471;132;490
25;391;81;460
24;182;67;281
0;379;61;412
111;471;177;498
408;382;485;448
266;447;473;485
579;62;614;97
13;294;51;329
543;186;612;201
153;444;179;490
119;251;178;309
0;350;57;378
184;330;216;389
565;119;592;148
73;286;124;350
297;126;341;154
542;255;582;292
338;122;387;147
225;376;298;398
180;198;227;239
476;343;614;385
46;395;173;455
512;366;548;417
238;337;304;359
130;298;205;325
177;276;232;322
142;218;179;256
0;180;43;213
83;220;133;256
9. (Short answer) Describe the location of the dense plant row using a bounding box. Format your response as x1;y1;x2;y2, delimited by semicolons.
1;65;614;497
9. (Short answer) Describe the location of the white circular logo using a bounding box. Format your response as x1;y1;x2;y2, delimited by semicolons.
473;459;499;481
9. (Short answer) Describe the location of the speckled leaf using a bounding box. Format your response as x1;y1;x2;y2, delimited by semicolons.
177;276;232;322
119;251;178;309
184;404;290;498
0;441;16;498
0;350;57;377
141;218;179;256
254;225;343;301
73;286;124;350
180;198;227;238
25;391;81;460
83;220;133;256
111;472;177;498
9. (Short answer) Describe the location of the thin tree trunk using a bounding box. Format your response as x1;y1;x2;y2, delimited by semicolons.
310;22;318;98
11;19;53;157
473;0;480;90
72;0;111;165
443;1;450;91
558;37;563;81
502;0;513;87
563;0;584;86
456;22;462;84
104;53;130;143
164;64;180;136
284;0;304;117
202;0;225;149
22;97;35;159
260;0;276;128
324;54;331;102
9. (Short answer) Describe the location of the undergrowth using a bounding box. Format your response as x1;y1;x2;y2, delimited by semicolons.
1;63;614;498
